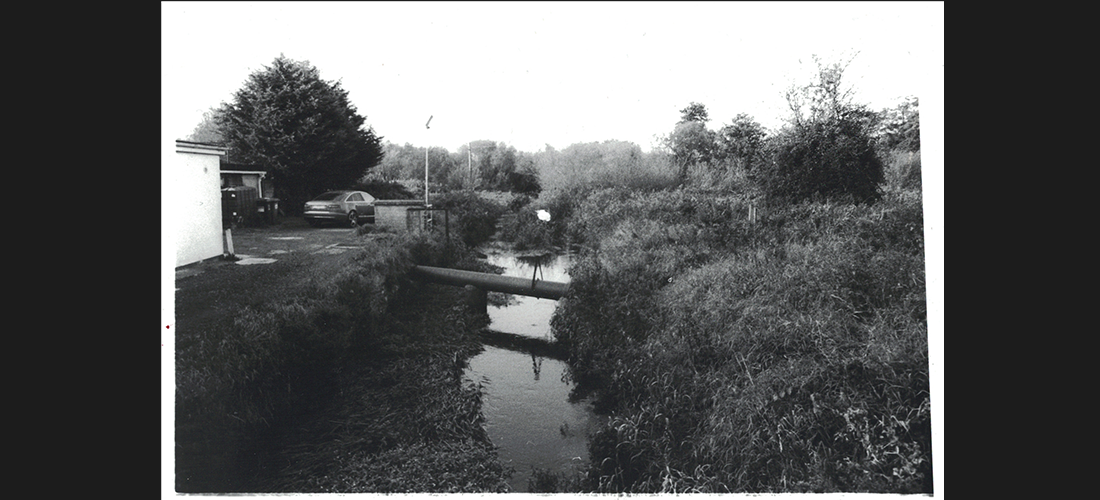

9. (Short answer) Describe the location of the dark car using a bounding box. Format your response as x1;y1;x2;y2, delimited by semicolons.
304;190;376;227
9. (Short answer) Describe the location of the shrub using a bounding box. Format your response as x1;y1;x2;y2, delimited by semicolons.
763;117;884;205
506;169;541;195
497;188;583;250
497;209;555;251
429;191;506;248
352;179;416;200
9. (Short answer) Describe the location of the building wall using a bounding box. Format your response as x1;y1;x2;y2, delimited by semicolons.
221;172;265;198
174;143;225;267
375;200;425;233
242;174;262;195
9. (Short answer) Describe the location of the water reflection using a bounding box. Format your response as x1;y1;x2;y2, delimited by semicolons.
464;251;599;492
515;252;556;287
482;252;570;339
493;252;571;286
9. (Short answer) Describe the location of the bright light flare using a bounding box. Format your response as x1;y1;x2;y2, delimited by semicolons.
536;209;551;222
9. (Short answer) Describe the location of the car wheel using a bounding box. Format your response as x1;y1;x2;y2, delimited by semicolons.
348;211;358;227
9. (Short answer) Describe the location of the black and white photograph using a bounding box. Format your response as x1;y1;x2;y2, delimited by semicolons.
162;2;943;496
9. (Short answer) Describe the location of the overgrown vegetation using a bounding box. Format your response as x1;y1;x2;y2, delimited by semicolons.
175;231;510;493
429;191;507;248
496;189;579;251
483;54;932;494
543;187;929;493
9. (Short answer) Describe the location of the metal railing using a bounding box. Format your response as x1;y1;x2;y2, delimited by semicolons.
406;206;450;243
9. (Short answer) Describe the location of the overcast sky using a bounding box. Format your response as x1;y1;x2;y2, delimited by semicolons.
162;1;943;154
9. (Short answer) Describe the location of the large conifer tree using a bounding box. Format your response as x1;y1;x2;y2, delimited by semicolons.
217;55;384;212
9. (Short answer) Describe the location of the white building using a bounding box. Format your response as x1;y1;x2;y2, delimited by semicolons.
172;140;226;267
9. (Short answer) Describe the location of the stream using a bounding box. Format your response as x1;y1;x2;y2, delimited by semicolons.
464;251;603;492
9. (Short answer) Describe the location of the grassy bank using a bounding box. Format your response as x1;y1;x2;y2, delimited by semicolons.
250;279;511;492
175;224;511;492
536;185;930;493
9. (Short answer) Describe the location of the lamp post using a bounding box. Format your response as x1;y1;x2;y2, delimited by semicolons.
424;115;432;206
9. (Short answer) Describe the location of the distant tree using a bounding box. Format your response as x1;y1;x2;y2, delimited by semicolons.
679;102;710;123
507;152;541;195
427;146;458;188
875;96;920;152
186;108;225;145
715;113;767;169
533;140;660;192
376;142;422;181
666;103;722;180
485;143;518;189
216;55;384;213
668;115;716;179
466;140;498;189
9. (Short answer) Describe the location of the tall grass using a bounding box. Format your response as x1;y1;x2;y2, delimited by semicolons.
682;159;759;195
550;185;931;493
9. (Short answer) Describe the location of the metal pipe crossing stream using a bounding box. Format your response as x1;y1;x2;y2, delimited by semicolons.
410;265;569;300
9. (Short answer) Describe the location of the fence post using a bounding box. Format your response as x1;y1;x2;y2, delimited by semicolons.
464;284;487;317
224;228;235;257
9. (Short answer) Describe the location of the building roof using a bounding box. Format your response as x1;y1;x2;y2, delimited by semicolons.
221;169;268;177
221;162;268;173
375;199;426;206
175;140;227;156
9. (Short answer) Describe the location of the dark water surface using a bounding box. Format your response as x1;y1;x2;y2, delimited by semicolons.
464;252;602;492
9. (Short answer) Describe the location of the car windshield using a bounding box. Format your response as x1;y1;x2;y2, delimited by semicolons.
311;192;345;201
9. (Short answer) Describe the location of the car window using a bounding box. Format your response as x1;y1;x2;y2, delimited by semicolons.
348;193;363;202
313;192;344;201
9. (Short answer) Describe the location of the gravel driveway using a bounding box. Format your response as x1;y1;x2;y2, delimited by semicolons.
173;217;389;333
175;217;373;278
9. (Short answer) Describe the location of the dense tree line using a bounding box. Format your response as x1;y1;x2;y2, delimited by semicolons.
371;140;540;195
186;54;920;207
659;56;920;204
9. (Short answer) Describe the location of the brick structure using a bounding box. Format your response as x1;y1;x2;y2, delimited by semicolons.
374;199;427;233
